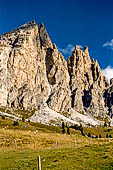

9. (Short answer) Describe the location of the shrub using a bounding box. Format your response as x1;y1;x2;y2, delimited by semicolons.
79;124;83;131
13;121;19;126
104;129;112;132
80;127;85;136
74;124;83;131
81;131;85;136
22;117;25;122
87;123;91;127
99;134;102;138
1;115;5;120
74;124;79;130
87;133;91;137
109;134;112;138
104;122;107;127
28;120;30;123
106;134;109;138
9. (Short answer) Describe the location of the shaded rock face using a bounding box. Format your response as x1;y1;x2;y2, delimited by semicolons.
45;44;71;113
104;79;113;117
0;21;112;119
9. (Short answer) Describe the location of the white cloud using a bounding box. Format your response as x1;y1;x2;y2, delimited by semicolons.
103;39;113;50
58;44;75;56
102;66;113;82
58;44;83;56
78;45;83;49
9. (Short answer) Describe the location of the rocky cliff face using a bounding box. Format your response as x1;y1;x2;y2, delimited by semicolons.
45;43;71;113
0;21;71;114
0;21;51;110
104;78;113;118
0;21;112;125
67;46;109;117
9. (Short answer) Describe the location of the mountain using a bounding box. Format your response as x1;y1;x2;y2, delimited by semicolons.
0;21;112;126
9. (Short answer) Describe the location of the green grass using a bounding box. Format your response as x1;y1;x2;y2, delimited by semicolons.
83;126;113;138
0;115;63;133
0;106;35;119
0;114;113;169
0;143;113;170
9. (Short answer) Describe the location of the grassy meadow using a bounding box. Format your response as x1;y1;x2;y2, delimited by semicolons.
0;143;113;170
0;115;113;169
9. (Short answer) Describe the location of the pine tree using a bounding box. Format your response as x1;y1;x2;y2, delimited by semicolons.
88;133;91;137
106;134;109;138
104;122;107;127
81;128;85;136
22;117;25;122
62;122;65;134
109;134;112;138
67;127;70;135
99;134;101;138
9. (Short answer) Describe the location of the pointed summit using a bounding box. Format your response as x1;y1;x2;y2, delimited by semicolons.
84;46;89;54
75;45;80;50
110;78;113;86
53;43;57;49
38;22;52;48
18;20;37;30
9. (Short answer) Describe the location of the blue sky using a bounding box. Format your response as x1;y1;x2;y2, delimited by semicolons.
0;0;113;80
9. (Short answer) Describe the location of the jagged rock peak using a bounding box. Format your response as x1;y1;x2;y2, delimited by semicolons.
39;22;45;27
84;46;89;54
0;21;112;126
38;22;53;48
53;43;57;49
75;45;80;50
67;43;109;117
73;45;89;57
91;58;95;63
110;78;113;86
18;20;37;30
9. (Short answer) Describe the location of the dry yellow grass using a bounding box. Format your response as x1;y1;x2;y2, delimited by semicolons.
0;128;113;151
0;115;113;151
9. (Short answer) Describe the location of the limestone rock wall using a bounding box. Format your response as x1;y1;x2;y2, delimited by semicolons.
45;44;71;113
0;21;112;120
104;78;113;117
67;46;109;117
0;21;51;110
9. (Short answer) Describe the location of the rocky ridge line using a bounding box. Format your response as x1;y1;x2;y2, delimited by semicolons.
0;21;112;126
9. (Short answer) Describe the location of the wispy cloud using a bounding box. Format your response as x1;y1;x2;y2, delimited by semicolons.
103;39;113;50
78;45;83;49
58;44;83;56
58;44;75;56
102;66;113;82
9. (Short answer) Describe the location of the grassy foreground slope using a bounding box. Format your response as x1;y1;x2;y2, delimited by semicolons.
0;143;113;170
0;116;113;169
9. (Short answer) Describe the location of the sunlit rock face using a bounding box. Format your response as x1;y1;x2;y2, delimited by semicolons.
0;21;112;120
0;21;71;114
67;45;109;117
0;21;51;110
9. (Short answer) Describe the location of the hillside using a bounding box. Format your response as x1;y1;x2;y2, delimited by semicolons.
0;115;113;169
